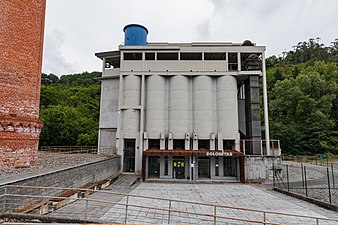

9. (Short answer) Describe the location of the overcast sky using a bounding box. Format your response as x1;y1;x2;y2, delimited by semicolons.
42;0;338;76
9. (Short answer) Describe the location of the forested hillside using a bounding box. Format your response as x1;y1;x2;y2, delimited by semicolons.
39;72;101;146
39;39;337;155
266;39;337;155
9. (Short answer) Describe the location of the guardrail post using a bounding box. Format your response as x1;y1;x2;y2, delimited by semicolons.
213;205;217;225
316;218;319;225
263;211;266;225
331;163;335;188
327;167;332;204
286;165;289;192
304;166;308;197
85;198;88;220
272;164;275;188
125;195;129;224
301;163;304;190
168;200;172;224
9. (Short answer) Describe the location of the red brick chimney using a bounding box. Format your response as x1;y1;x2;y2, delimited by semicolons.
0;0;46;168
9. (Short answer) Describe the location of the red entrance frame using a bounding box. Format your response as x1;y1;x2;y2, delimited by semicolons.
142;149;245;183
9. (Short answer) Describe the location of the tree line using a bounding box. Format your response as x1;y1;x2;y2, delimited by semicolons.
39;39;337;155
39;72;101;146
266;38;337;155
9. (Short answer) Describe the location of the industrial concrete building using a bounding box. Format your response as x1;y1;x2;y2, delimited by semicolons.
96;24;280;182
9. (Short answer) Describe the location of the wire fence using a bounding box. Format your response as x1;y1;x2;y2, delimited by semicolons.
1;185;338;224
273;162;338;207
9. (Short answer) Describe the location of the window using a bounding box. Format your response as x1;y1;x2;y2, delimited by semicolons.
223;140;235;150
145;52;155;60
180;52;202;60
198;140;210;150
164;156;168;175
157;52;178;60
204;52;226;60
173;139;185;149
148;139;160;149
124;52;142;60
228;53;238;71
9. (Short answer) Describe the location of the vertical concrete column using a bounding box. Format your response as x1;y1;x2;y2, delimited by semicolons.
245;76;262;154
210;158;215;178
168;156;173;178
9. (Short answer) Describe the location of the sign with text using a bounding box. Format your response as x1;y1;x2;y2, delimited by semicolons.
206;152;233;157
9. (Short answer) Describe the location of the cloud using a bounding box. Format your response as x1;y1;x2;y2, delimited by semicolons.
42;29;77;76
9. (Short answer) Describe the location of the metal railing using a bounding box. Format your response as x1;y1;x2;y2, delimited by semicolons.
1;185;338;224
39;146;116;155
273;162;337;207
240;140;281;156
0;146;116;169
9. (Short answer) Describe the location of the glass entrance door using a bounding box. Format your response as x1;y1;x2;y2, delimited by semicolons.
173;157;185;179
148;156;160;178
123;139;135;172
198;157;210;178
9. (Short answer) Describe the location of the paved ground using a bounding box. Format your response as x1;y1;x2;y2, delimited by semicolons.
98;182;338;224
46;178;338;224
48;174;140;221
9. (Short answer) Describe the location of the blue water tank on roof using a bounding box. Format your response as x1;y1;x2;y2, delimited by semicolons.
123;24;148;46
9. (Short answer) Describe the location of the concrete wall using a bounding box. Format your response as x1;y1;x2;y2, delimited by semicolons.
0;157;120;212
245;156;281;183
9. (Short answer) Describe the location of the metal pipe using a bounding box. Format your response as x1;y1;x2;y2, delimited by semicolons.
261;51;271;155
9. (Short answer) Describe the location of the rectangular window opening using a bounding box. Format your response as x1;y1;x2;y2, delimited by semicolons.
173;139;185;150
241;53;262;71
157;52;178;60
228;53;238;71
198;140;210;150
148;139;160;149
145;52;155;60
124;52;142;60
180;52;202;60
223;140;235;150
204;52;226;60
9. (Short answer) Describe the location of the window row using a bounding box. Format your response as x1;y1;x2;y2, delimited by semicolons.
124;52;229;61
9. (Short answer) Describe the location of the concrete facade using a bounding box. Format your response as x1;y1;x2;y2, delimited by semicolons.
96;25;279;182
0;0;46;168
